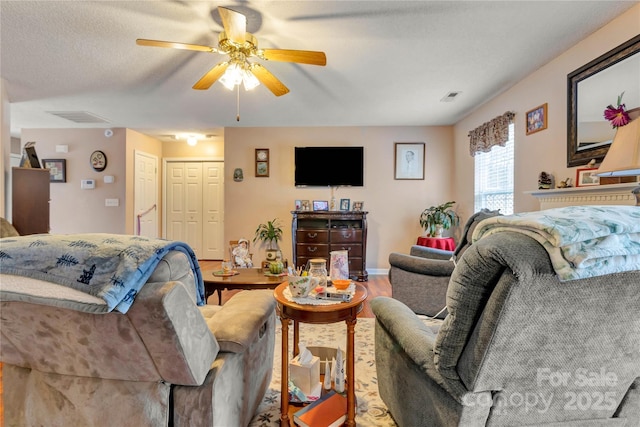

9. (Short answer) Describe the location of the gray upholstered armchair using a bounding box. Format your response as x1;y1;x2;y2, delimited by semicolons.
389;209;500;318
373;230;640;426
1;242;276;427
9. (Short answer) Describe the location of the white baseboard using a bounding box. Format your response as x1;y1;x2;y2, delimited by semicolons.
366;268;389;276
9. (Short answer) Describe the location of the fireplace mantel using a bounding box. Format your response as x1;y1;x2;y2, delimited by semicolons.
526;183;638;210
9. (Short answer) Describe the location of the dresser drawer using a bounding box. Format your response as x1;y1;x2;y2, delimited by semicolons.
329;243;362;257
296;243;329;258
330;229;362;243
296;230;329;243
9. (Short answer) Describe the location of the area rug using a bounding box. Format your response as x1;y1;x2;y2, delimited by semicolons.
249;318;397;427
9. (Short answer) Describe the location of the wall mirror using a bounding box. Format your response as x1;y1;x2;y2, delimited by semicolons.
567;34;640;167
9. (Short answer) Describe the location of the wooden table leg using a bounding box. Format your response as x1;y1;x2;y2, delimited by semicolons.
217;289;222;305
293;321;300;357
280;317;290;426
346;317;357;427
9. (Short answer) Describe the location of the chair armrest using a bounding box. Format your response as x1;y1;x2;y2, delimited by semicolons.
389;253;455;277
371;296;439;367
203;290;276;353
371;296;473;402
409;245;453;260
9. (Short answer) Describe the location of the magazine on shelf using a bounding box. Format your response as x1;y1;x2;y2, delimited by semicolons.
293;390;347;427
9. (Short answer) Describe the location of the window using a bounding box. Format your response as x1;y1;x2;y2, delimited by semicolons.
474;123;514;214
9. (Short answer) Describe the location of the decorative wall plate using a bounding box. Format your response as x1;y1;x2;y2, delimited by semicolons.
90;150;107;172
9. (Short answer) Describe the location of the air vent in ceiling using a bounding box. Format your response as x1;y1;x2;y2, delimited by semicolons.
47;111;110;124
440;91;461;102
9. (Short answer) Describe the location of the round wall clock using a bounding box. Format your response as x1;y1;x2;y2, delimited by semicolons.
90;150;107;172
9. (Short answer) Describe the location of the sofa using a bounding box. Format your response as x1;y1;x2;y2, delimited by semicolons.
373;207;640;426
0;235;276;427
388;209;500;318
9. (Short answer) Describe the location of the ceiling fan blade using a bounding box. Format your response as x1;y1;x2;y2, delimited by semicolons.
193;62;229;90
262;49;327;66
218;7;246;45
250;64;290;97
136;39;216;53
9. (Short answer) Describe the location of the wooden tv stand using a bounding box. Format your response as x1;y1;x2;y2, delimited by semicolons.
291;210;368;281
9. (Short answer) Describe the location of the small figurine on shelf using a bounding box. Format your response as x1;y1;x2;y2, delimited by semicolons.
232;238;253;268
538;171;553;189
557;177;573;188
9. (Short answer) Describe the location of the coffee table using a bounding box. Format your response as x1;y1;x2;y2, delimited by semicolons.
202;267;287;305
273;282;368;427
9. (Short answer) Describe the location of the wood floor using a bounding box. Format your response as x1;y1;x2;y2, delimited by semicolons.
199;260;390;318
0;264;388;422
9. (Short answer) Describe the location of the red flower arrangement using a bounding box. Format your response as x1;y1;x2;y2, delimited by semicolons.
603;92;631;128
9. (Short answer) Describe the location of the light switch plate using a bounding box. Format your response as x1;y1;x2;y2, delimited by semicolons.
105;198;119;207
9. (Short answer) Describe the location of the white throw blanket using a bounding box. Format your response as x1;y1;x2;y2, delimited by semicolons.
472;206;640;281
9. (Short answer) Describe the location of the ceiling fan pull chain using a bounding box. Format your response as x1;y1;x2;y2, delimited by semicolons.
236;85;240;122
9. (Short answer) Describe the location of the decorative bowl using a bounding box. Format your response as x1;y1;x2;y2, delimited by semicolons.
332;279;351;290
288;276;317;298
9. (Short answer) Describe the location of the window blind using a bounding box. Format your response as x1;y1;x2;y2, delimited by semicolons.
474;123;514;214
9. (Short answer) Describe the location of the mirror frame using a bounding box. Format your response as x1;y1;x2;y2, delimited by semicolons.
567;34;640;167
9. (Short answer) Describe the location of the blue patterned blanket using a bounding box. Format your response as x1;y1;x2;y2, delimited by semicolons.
472;206;640;281
0;234;205;312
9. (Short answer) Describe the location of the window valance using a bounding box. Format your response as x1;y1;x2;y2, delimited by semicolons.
468;111;515;156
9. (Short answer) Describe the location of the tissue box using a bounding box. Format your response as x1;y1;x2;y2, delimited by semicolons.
289;354;320;396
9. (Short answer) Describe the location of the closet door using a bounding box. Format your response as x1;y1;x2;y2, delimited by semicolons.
201;162;224;259
164;161;224;260
166;162;203;258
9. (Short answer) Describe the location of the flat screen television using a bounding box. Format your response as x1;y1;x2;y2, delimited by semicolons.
294;146;364;187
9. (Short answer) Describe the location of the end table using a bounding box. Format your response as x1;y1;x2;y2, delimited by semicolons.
273;282;368;427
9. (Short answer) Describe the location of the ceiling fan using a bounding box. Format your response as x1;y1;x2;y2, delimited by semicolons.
136;6;326;97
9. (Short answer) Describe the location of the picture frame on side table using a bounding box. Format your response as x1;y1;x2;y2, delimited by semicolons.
394;142;425;180
255;148;269;177
353;201;364;211
576;167;600;187
313;200;329;211
42;159;67;183
340;198;350;211
526;103;548;135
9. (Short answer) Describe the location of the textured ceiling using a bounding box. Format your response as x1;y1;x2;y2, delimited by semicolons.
1;1;637;142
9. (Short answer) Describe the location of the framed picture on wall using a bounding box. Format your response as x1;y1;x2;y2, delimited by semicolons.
42;159;67;183
526;103;548;135
394;142;425;180
255;148;269;177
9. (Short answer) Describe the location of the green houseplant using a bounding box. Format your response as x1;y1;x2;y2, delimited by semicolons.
253;218;284;261
419;201;459;238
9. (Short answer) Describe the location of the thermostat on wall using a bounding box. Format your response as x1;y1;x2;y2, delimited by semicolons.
81;179;96;189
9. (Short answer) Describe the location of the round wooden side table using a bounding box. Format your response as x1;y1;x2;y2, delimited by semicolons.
273;282;368;427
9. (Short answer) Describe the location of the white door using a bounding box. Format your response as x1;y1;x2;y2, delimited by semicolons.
164;161;224;260
134;151;158;238
202;162;224;259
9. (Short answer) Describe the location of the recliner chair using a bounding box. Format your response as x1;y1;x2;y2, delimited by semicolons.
373;230;640;426
388;209;500;318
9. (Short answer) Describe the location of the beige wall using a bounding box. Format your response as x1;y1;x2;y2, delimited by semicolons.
21;128;127;234
452;4;640;221
223;126;454;270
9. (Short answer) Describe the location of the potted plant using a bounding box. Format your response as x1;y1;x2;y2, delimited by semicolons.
253;218;284;261
419;201;459;238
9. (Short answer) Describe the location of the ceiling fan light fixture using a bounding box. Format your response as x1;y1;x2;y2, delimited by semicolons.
220;60;260;91
242;68;260;91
